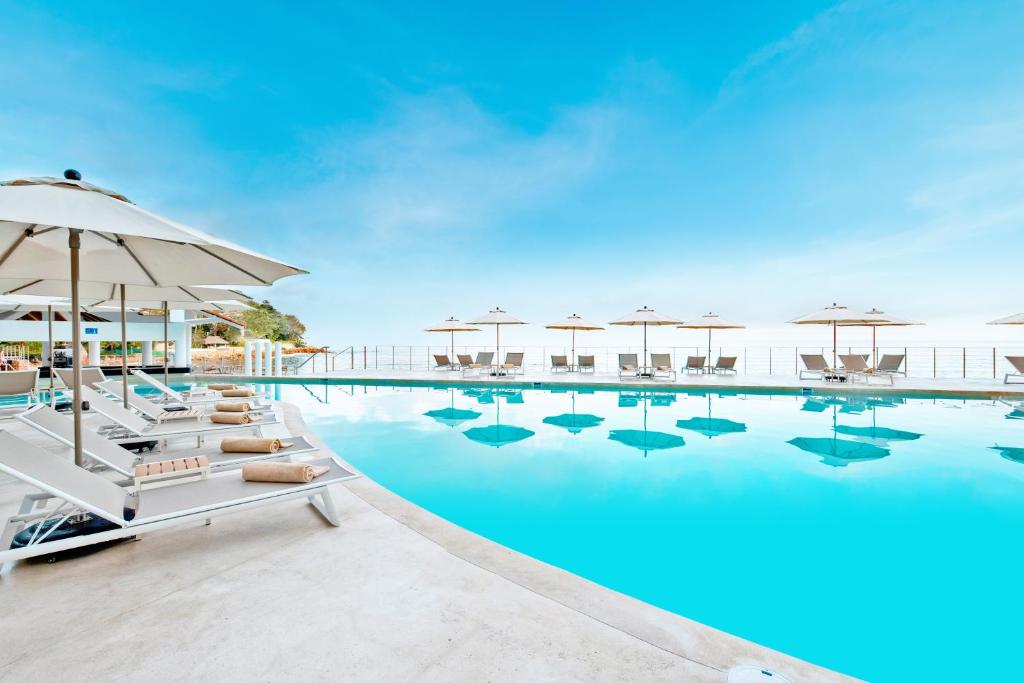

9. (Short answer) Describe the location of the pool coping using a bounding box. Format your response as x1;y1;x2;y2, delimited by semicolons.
277;400;862;682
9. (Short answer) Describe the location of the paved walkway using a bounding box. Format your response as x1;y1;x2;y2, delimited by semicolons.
0;400;858;682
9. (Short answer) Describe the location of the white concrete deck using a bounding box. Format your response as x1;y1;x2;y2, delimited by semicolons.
0;398;861;682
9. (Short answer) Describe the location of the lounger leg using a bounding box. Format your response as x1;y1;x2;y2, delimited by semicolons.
308;487;341;526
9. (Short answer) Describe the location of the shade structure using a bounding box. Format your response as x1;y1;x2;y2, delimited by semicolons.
541;391;604;435
988;313;1024;325
424;317;480;361
608;392;684;456
462;390;534;448
609;306;683;366
545;314;603;365
836;308;923;368
786;436;890;467
468;308;527;369
788;303;885;367
677;312;745;370
424;389;482;428
0;172;305;467
675;392;746;439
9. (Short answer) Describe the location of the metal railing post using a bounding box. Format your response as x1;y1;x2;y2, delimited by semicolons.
363;345;367;369
933;347;936;378
962;347;966;378
993;347;997;379
769;347;772;375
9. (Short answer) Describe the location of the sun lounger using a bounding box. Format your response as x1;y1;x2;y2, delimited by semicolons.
129;369;265;406
498;352;524;376
1004;356;1024;384
618;354;639;379
799;354;847;382
460;352;494;377
54;366;109;391
577;355;595;373
650;353;676;381
0;429;356;565
875;354;906;378
550;355;569;372
80;386;276;446
713;356;737;375
432;354;456;371
839;354;894;385
0;369;39;410
16;404;316;477
97;381;205;422
683;356;706;374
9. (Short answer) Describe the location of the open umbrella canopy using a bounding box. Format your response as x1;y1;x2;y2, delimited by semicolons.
787;436;890;467
788;303;887;367
609;429;685;454
545;314;603;331
676;417;747;438
0;279;252;307
833;424;923;444
610;306;682;326
677;312;745;330
424;407;482;428
0;175;306;286
988;313;1024;325
424;317;480;333
470;308;527;326
836;308;921;328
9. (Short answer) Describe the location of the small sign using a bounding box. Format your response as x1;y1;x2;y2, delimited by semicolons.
84;327;98;335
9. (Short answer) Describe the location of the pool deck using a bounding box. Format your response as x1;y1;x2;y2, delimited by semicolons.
0;393;863;682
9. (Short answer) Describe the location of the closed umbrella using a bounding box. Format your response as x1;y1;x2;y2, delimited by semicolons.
544;314;603;369
0;171;305;466
837;308;922;369
424;317;480;362
787;303;882;368
609;306;683;371
677;313;745;372
468;308;527;371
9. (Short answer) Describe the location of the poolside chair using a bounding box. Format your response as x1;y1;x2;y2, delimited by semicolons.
17;405;319;478
1004;356;1024;384
80;386;276;447
97;380;205;422
0;430;357;565
618;354;639;379
460;352;494;377
499;352;524;376
875;354;906;378
456;354;474;369
649;353;676;382
577;355;595;373
683;356;706;374
799;354;846;382
0;369;39;411
130;370;266;406
713;356;738;375
432;354;456;371
838;354;894;385
55;366;107;390
550;355;570;373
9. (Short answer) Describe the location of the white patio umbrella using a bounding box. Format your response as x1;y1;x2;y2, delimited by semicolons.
788;303;883;367
837;308;922;368
0;171;305;466
609;306;683;367
424;317;480;361
545;314;603;366
988;313;1024;325
468;308;527;366
677;313;745;370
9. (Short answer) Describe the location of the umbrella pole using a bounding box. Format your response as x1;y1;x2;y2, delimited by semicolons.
163;300;169;387
571;328;576;368
872;327;877;369
643;322;648;370
496;324;500;374
69;229;84;467
119;284;129;409
708;327;712;372
450;330;454;362
47;304;54;396
832;321;837;368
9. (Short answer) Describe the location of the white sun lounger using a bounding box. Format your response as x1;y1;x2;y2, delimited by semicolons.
799;354;847;382
1004;356;1024;385
97;381;205;422
618;354;639;379
80;386;276;446
54;366;108;390
650;353;677;382
129;369;266;406
839;354;894;385
16;404;318;477
0;430;357;565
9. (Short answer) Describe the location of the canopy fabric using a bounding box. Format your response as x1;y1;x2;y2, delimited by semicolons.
0;279;252;308
988;313;1024;325
787;303;882;325
423;407;482;428
675;417;747;438
609;306;682;326
836;308;922;327
463;424;534;448
786;437;890;467
469;308;527;325
608;429;685;453
542;413;605;434
0;177;306;287
424;317;481;333
545;314;603;331
677;312;745;329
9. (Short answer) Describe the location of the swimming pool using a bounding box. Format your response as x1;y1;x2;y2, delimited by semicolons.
225;381;1023;681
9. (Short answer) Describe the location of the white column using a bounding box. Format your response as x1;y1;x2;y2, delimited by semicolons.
172;323;191;368
263;340;273;376
87;341;101;366
274;342;283;376
243;340;252;376
253;341;263;376
142;341;153;366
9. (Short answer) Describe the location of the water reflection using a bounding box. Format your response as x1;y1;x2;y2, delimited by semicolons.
462;388;535;448
542;390;605;435
787;436;890;467
609;391;684;456
423;389;482;428
991;445;1024;464
676;392;747;439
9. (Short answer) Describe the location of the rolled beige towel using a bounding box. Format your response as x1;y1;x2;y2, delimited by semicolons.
207;384;237;391
210;412;251;425
215;401;252;413
220;388;254;398
242;461;329;483
220;437;294;454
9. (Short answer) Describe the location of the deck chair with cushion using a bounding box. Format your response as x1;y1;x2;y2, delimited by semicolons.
550;355;569;372
683;356;706;374
875;354;906;378
0;430;357;566
649;353;676;382
81;386;277;447
1004;356;1024;384
460;352;494;377
0;369;39;411
577;355;595;373
618;354;639;379
130;370;266;406
16;405;318;478
432;354;456;371
713;356;738;375
799;354;846;382
55;366;107;390
499;352;525;376
838;354;894;385
98;381;205;422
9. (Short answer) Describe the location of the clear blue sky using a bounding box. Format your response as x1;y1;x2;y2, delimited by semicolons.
3;1;1023;345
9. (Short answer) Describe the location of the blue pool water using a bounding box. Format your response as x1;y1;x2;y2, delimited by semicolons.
224;381;1023;681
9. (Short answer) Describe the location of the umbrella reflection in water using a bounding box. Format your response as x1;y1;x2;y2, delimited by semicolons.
608;391;684;457
542;390;604;435
463;389;534;448
675;392;747;439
